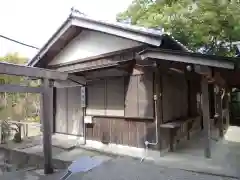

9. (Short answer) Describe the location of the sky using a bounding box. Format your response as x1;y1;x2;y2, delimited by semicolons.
0;0;132;59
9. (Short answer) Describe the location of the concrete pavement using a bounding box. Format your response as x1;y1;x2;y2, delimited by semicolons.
0;157;237;180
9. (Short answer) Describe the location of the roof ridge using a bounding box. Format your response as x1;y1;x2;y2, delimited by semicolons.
70;9;189;52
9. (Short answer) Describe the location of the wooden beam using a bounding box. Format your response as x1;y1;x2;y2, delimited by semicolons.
194;65;212;77
56;60;123;73
140;51;234;69
0;62;69;80
213;70;226;87
84;68;129;79
54;80;82;88
0;84;43;93
49;45;143;69
201;76;211;158
67;74;86;85
41;79;53;174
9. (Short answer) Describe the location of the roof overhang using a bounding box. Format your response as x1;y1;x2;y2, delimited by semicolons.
27;14;188;68
138;49;236;70
71;17;161;46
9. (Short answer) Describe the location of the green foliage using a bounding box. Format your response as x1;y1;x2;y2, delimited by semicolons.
117;0;240;56
0;53;40;123
0;53;27;84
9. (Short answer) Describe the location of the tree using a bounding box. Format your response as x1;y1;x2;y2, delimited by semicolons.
117;0;240;56
0;53;40;122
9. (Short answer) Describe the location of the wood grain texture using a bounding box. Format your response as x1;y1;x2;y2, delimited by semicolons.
125;72;153;118
55;88;67;133
162;72;188;123
201;77;211;158
41;79;53;174
0;62;69;80
86;117;155;149
0;84;43;93
55;86;83;136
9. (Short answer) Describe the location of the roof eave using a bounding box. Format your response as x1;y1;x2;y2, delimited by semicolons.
139;49;235;70
28;14;189;68
27;17;73;67
71;16;162;46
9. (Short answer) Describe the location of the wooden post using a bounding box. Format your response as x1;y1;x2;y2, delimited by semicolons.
201;76;211;158
225;88;230;129
154;65;162;151
81;86;86;144
215;85;223;137
26;124;28;137
0;121;2;144
41;78;54;174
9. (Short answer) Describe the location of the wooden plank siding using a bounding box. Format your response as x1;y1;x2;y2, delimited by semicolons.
87;72;153;118
67;86;83;135
86;117;155;148
55;88;67;133
53;66;204;151
124;75;138;117
84;70;155;148
86;77;125;116
125;70;154;118
160;72;203;150
106;78;125;116
162;72;188;123
86;79;106;115
55;86;83;136
188;74;201;116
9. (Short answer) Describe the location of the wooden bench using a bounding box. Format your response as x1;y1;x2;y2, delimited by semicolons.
160;117;197;152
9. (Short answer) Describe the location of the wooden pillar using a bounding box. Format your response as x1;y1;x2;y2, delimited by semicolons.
0;122;2;144
215;85;223;137
41;79;54;174
81;86;86;144
154;65;162;151
201;76;211;158
225;88;230;129
49;87;54;133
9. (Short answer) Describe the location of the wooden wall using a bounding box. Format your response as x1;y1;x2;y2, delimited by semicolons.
53;67;204;151
85;70;155;148
87;77;125;116
160;116;202;150
162;72;188;122
55;86;83;136
86;117;155;148
86;69;154;119
125;70;153;118
188;74;201;116
160;72;202;150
